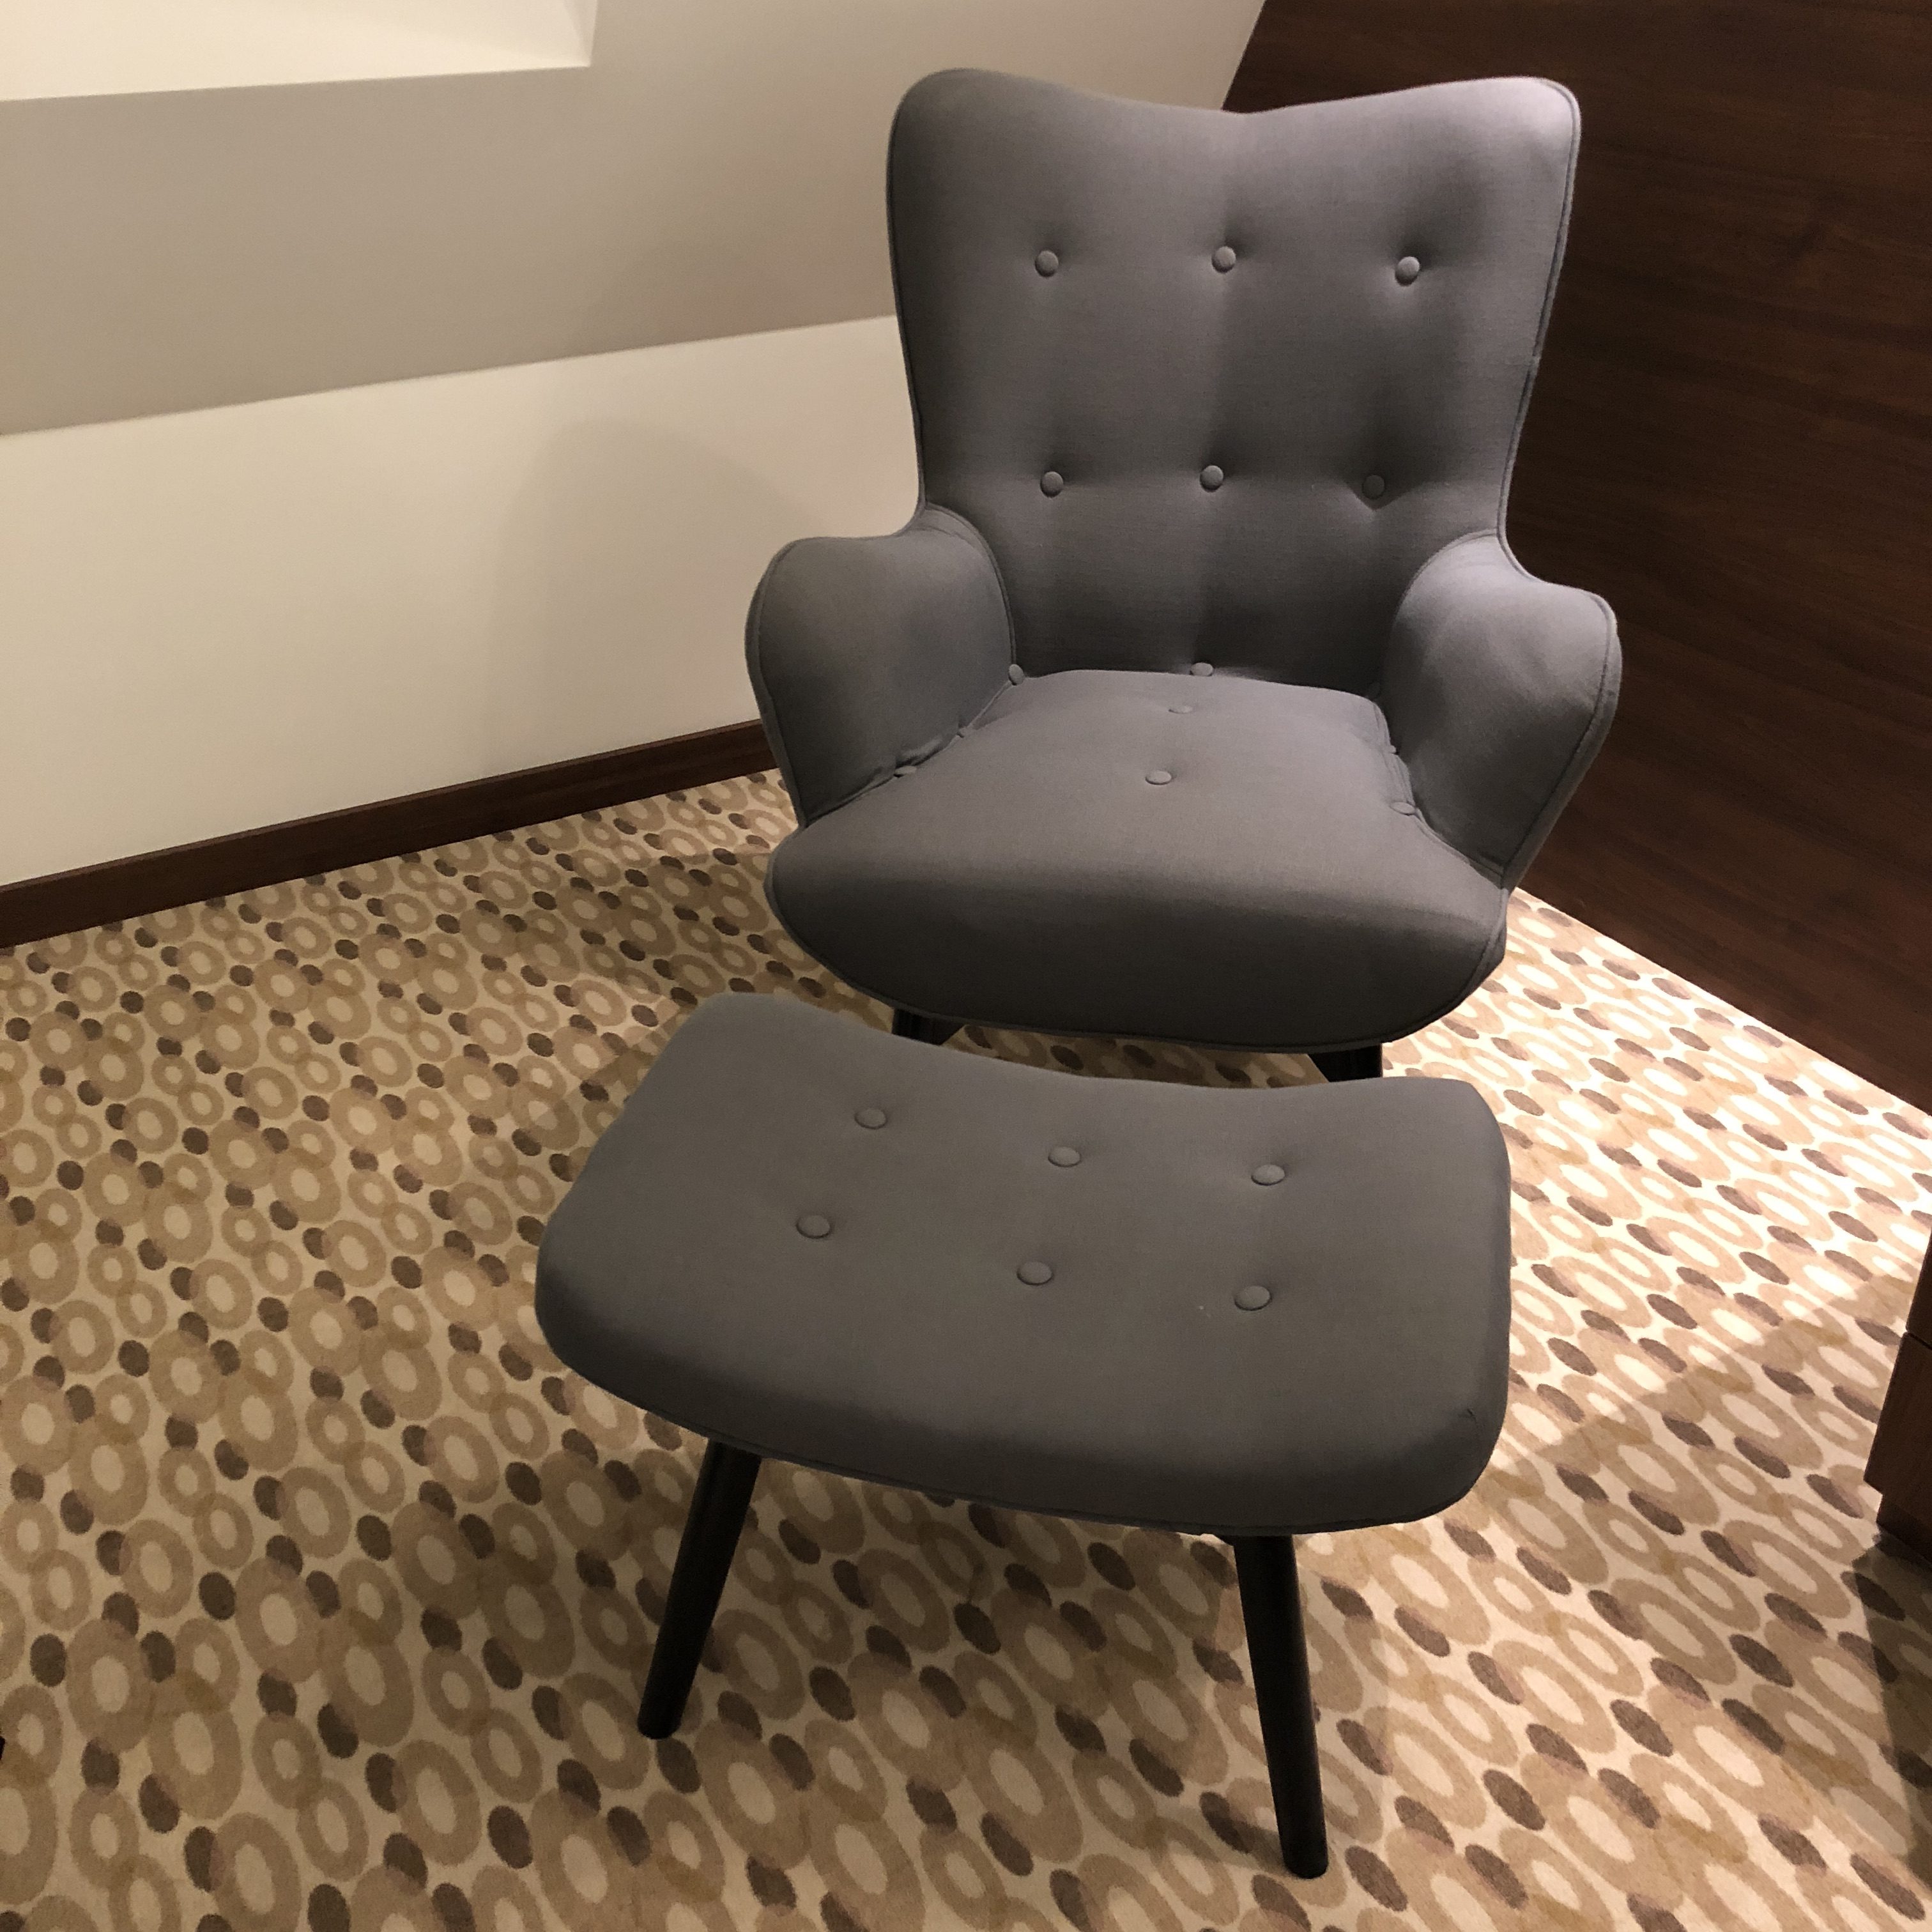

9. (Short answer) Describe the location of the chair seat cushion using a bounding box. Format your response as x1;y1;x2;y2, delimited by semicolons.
765;669;1508;1052
535;994;1512;1537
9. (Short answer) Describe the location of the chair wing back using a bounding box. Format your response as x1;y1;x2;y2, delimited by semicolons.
889;71;1579;691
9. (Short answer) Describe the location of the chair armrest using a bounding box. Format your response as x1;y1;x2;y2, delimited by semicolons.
747;504;1013;824
1380;533;1620;887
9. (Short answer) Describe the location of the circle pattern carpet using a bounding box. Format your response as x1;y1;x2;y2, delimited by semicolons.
1;772;1928;1932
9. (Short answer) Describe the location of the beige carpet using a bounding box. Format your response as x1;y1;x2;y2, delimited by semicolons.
1;771;1928;1932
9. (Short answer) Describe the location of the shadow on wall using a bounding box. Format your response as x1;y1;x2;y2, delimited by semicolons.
480;415;822;770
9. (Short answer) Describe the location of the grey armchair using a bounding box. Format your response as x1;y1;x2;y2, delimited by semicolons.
748;70;1619;1072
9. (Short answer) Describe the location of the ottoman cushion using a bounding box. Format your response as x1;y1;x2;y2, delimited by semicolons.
536;995;1512;1537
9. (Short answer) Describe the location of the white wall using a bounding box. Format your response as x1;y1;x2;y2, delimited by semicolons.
0;0;594;102
0;0;1262;886
1;0;1262;431
0;318;914;882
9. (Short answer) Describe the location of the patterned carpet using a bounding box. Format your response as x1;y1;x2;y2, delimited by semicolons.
1;770;1929;1932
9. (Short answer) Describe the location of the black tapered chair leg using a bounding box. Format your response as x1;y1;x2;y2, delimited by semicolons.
1308;1044;1382;1082
1232;1535;1330;1879
891;1008;962;1047
638;1441;762;1738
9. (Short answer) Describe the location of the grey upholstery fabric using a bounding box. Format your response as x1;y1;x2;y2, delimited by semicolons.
748;70;1620;1050
769;670;1507;1048
749;504;1012;825
535;995;1513;1537
1381;533;1618;889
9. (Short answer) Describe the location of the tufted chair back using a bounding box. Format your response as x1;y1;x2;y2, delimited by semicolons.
887;71;1579;693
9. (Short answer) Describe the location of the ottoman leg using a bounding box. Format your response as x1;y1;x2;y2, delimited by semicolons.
1232;1537;1330;1880
1308;1044;1382;1082
638;1440;762;1738
891;1009;962;1047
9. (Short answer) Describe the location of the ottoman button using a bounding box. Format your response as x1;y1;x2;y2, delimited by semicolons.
855;1107;887;1129
1252;1163;1285;1186
1048;1146;1081;1167
797;1213;832;1239
1234;1284;1273;1311
1018;1261;1054;1285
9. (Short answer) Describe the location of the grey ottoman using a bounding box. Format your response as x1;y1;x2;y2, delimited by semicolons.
535;993;1512;1878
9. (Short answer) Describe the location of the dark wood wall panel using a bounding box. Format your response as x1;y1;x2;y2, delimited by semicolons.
1227;2;1932;1108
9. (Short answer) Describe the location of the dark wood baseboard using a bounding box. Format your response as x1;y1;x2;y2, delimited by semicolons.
0;719;774;948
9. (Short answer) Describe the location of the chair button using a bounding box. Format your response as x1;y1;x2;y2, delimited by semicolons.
1212;245;1238;272
1006;663;1025;685
1018;1261;1054;1285
1395;255;1421;284
797;1213;832;1239
1169;705;1193;714
1036;250;1059;277
1234;1284;1273;1312
1200;464;1224;491
1041;470;1064;496
1146;770;1172;786
1252;1163;1285;1186
855;1108;886;1130
1190;662;1213;677
1363;474;1386;500
1048;1146;1081;1167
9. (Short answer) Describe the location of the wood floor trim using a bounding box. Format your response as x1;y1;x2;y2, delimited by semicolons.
0;719;774;948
